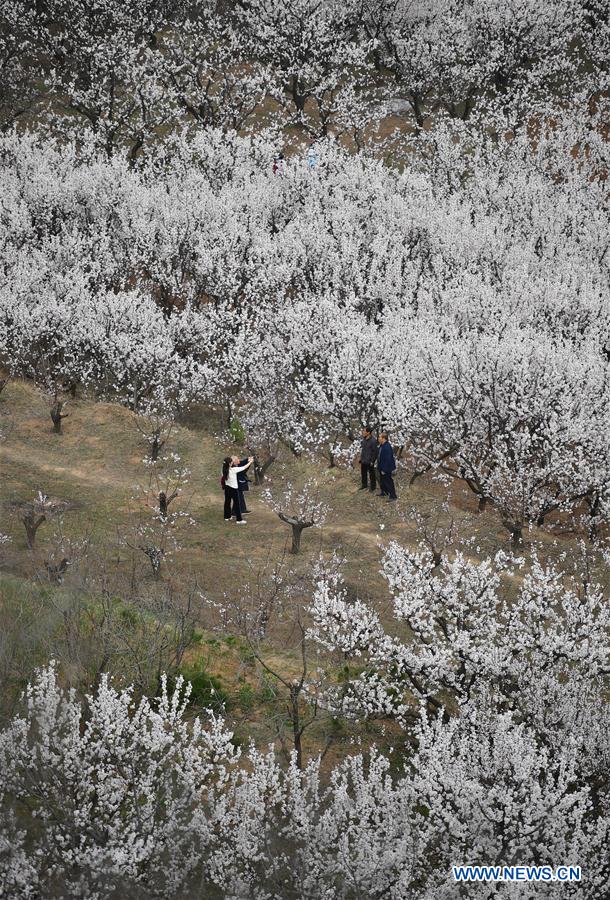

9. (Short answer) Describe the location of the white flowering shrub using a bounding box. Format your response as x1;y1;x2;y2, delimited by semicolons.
2;663;608;898
0;664;237;898
406;701;610;899
309;544;610;749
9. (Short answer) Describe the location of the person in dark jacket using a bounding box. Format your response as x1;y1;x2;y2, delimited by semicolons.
223;456;253;523
377;433;397;500
359;426;378;492
235;456;251;514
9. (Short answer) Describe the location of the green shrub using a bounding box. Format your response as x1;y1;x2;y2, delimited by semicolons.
260;672;278;703
229;417;246;445
238;683;255;710
174;662;229;713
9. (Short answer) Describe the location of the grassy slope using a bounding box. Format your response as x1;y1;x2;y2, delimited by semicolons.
0;377;595;762
0;379;514;582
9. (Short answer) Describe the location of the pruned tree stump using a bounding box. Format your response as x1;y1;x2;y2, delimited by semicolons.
278;513;314;554
11;495;74;548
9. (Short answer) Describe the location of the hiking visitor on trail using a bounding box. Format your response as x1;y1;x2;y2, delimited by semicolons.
377;433;397;501
273;151;285;175
222;456;254;523
307;141;318;169
359;426;378;492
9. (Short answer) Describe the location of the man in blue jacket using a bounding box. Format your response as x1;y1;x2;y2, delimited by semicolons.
377;433;397;501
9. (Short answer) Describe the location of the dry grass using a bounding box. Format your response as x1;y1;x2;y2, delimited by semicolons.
1;377;602;761
1;374;597;617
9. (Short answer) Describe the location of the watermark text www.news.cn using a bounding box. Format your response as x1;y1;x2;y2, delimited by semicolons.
452;865;581;883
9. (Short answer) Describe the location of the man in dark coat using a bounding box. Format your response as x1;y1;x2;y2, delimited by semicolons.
236;456;251;514
377;433;397;501
359;426;378;492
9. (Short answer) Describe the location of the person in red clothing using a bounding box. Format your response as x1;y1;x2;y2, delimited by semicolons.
273;151;285;175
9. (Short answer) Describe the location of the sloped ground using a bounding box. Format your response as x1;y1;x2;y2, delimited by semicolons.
0;377;596;763
0;379;527;587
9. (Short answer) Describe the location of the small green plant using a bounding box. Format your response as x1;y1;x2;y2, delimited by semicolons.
239;646;256;667
329;716;346;735
118;604;140;628
259;671;278;703
230;731;246;750
238;683;255;710
336;663;366;683
229;417;246;445
173;663;229;713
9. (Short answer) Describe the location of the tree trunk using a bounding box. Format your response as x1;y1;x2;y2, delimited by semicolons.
157;489;176;518
46;557;69;584
50;401;67;433
462;94;476;121
150;430;163;461
510;524;523;550
279;513;314;554
291;523;304;554
143;546;163;579
290;687;303;770
494;69;509;94
255;454;276;484
129;132;144;167
291;74;307;113
586;492;601;542
410;91;425;130
23;513;46;548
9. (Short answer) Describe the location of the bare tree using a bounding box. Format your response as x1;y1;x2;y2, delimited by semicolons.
134;412;175;462
404;501;458;568
245;603;329;770
264;477;328;554
123;453;194;580
220;552;291;641
248;439;278;485
13;493;72;549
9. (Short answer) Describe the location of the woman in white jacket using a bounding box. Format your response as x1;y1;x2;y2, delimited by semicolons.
222;455;253;523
